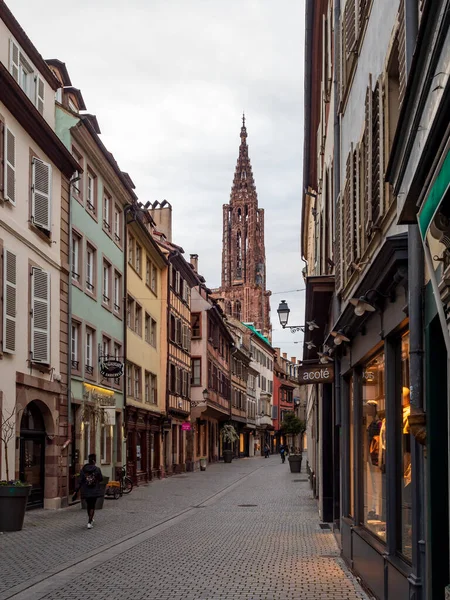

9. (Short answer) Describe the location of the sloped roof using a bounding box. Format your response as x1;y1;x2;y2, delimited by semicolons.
243;323;272;349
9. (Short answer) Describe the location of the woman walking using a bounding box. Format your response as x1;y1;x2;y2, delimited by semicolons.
72;453;103;529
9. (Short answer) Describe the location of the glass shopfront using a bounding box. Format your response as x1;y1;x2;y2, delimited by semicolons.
362;351;386;541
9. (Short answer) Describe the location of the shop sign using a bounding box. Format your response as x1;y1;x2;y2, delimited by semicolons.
181;422;192;431
100;359;124;379
298;363;334;384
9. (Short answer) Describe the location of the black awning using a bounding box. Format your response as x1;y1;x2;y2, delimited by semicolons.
303;275;335;362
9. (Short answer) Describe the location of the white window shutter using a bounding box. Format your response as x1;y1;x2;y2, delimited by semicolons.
31;268;50;363
3;249;17;354
4;128;16;205
9;39;19;82
32;157;52;231
35;77;45;115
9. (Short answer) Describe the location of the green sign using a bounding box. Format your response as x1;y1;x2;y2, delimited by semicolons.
418;149;450;239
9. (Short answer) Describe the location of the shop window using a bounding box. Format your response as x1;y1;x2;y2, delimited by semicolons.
401;332;412;561
362;351;386;542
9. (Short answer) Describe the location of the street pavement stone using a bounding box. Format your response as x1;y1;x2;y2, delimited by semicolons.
0;457;369;600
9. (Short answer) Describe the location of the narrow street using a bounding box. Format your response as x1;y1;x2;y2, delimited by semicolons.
1;457;368;600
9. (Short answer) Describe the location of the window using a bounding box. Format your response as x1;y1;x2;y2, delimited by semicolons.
71;232;81;283
101;425;108;464
170;314;176;342
400;332;412;561
86;170;96;215
192;358;201;386
170;363;176;393
3;127;16;205
103;192;111;232
86;244;96;294
102;336;110;360
102;260;111;306
146;258;151;286
71;321;80;371
127;295;134;329
113;205;121;243
83;421;90;462
134;304;142;336
145;372;157;404
127;363;132;396
134;366;141;399
150;317;157;347
151;263;157;293
9;40;45;114
85;328;94;375
362;351;386;541
135;243;142;274
113;271;121;314
30;268;50;364
71;147;83;202
191;313;201;338
128;235;134;266
176;319;182;346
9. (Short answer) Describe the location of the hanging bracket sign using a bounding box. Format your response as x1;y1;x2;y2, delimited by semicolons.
298;363;334;384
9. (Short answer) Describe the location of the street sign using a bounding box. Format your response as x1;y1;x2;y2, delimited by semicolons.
181;422;191;431
298;363;334;384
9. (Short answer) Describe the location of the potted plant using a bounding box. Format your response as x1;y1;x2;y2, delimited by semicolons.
220;423;239;463
281;412;306;473
0;408;31;532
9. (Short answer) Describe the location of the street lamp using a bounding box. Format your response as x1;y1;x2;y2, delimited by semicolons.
191;389;208;408
277;300;308;334
202;389;209;401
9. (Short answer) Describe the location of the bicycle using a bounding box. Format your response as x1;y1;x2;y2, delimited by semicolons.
105;467;133;499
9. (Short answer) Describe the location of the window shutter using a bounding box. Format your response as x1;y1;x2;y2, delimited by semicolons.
32;157;52;231
0;121;3;194
35;77;45;115
9;39;19;82
335;194;342;294
344;0;357;56
398;0;407;106
343;152;352;281
31;268;50;363
4;128;16;205
364;78;373;233
371;77;384;226
354;143;361;259
3;249;17;354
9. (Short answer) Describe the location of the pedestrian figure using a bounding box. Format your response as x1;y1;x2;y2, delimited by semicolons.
280;445;286;464
264;443;270;458
72;453;103;529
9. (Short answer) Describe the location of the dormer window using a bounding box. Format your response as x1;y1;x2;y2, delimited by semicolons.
68;98;78;113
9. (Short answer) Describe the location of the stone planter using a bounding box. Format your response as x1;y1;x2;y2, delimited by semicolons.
288;454;302;473
0;485;31;532
223;450;233;463
81;476;109;510
200;458;207;471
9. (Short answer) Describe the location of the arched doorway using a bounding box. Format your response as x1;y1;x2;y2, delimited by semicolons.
19;402;46;508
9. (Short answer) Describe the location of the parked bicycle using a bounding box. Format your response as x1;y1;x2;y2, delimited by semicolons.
105;467;133;499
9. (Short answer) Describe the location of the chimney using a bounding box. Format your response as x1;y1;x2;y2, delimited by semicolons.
282;352;287;360
291;357;296;364
274;347;281;356
149;200;172;242
190;254;199;272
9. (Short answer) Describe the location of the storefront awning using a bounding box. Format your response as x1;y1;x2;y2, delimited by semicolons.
303;276;335;363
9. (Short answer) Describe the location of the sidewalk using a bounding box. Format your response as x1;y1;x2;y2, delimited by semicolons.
0;456;369;600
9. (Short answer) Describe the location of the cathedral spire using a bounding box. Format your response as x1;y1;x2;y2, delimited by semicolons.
232;115;255;196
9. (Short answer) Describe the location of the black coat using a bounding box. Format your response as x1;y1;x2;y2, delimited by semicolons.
77;464;103;498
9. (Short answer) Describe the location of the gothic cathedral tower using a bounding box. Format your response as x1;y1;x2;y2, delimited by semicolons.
214;116;271;338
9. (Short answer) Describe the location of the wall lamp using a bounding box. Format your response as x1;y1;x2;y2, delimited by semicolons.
331;326;351;345
305;340;316;350
349;289;392;317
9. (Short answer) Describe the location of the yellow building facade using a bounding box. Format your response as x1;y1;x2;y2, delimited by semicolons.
125;213;167;483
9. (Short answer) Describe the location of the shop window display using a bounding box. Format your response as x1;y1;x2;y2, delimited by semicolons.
401;332;412;561
362;351;386;541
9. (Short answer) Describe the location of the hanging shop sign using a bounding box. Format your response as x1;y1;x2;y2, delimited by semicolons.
100;359;124;379
298;363;334;384
181;422;192;431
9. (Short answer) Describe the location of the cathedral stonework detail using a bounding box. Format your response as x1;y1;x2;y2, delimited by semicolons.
213;117;271;338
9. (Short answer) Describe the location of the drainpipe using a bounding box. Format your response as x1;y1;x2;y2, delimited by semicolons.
404;1;425;596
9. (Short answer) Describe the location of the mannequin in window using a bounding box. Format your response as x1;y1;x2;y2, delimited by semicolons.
402;386;411;487
366;400;382;521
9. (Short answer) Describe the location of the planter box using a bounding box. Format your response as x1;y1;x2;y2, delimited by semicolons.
223;450;233;463
81;476;109;510
288;454;303;473
0;485;31;532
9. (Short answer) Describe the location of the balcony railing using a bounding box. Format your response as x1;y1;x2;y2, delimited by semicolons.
85;365;94;375
86;281;94;292
71;360;79;370
87;200;95;213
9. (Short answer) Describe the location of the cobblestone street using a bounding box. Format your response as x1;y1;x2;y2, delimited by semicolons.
0;457;369;600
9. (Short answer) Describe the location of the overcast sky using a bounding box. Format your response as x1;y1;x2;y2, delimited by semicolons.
10;0;306;357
